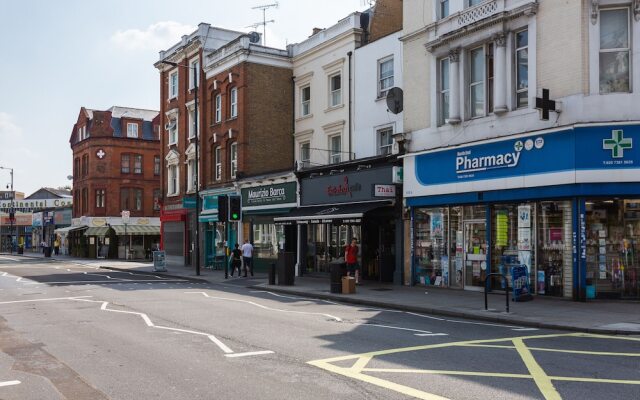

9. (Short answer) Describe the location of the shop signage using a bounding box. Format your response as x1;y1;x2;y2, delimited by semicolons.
241;182;296;207
374;184;396;197
0;198;72;211
405;124;640;198
301;166;394;206
182;197;197;209
32;212;43;227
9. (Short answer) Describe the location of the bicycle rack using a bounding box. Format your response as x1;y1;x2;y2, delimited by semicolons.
484;272;509;313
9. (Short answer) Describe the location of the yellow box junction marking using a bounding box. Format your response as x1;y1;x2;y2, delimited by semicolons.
308;332;640;400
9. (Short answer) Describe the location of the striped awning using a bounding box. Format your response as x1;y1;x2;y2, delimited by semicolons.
55;225;86;235
84;226;110;237
112;225;160;236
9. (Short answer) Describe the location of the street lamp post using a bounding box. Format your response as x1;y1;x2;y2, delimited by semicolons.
0;166;14;255
161;59;201;276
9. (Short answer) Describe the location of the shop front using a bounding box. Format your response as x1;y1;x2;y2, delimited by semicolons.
276;162;403;283
161;201;190;266
240;180;297;273
404;123;640;300
200;187;239;269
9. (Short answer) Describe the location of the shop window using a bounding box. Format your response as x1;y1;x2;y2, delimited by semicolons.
585;199;640;299
252;222;284;261
414;208;449;287
536;201;572;297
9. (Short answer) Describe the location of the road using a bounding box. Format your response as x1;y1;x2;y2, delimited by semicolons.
0;255;638;400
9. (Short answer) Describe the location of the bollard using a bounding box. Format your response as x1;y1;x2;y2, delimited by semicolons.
269;262;276;285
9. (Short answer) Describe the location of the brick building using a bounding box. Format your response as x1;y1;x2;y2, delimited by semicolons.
68;106;161;259
200;33;294;271
155;24;244;266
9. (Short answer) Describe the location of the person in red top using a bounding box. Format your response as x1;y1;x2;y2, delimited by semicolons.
345;238;360;284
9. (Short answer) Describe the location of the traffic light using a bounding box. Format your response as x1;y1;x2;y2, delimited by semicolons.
217;195;228;222
229;195;241;221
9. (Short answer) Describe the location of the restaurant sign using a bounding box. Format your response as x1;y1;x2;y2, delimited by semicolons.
241;182;296;207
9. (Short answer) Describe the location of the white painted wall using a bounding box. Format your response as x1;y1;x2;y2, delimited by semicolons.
353;31;404;158
290;13;362;169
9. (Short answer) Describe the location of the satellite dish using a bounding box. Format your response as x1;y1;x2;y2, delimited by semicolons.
248;31;261;44
386;87;404;114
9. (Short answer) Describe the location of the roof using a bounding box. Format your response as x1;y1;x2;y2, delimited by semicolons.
26;187;72;199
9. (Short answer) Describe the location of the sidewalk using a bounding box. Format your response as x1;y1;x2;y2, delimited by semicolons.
8;252;640;335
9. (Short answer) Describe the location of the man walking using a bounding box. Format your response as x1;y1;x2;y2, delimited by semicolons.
230;243;242;277
241;240;254;277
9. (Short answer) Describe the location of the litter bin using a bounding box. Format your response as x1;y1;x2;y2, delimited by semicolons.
17;246;23;255
277;252;295;285
329;260;346;293
44;246;52;257
268;262;276;285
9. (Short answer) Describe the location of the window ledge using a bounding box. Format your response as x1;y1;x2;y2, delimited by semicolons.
166;192;180;198
226;116;238;122
324;104;345;113
296;114;313;122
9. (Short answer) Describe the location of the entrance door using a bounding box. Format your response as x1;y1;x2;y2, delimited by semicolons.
464;220;487;290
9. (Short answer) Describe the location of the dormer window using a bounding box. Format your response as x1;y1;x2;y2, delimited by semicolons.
127;123;138;138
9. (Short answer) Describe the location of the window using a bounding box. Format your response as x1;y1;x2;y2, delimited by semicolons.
74;158;80;178
77;126;88;141
600;8;630;93
469;45;493;117
329;73;342;107
230;87;238;118
95;189;105;208
127;123;138;138
188;108;198;138
167;119;177;145
215;94;222;123
378;57;394;97
214;146;222;181
169;71;178;99
121;188;143;211
440;0;449;19
154;156;160;176
82;154;88;177
301;85;311;116
468;0;483;6
121;154;130;174
515;30;529;108
189;58;199;89
378;127;393;155
74;190;79;215
439;57;450;124
153;189;161;211
230;142;238;179
82;188;88;213
300;142;310;168
133;155;142;174
168;165;178;195
187;159;195;192
329;135;341;164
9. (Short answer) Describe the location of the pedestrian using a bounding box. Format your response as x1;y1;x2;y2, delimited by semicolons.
53;237;60;256
41;240;47;254
241;240;254;277
230;243;242;277
345;238;361;284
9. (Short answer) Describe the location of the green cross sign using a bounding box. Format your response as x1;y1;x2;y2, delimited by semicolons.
603;130;632;158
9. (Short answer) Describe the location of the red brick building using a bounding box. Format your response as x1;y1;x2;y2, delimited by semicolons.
69;106;161;259
155;24;245;266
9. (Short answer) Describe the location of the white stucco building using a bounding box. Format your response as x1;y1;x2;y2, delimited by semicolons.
401;0;640;301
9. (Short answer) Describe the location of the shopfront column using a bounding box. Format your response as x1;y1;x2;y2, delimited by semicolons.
493;33;508;113
448;49;461;124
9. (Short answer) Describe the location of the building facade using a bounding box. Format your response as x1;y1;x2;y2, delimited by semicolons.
155;24;244;266
69;106;161;259
201;33;294;271
402;0;640;300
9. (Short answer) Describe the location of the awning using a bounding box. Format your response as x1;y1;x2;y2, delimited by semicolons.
198;212;218;223
274;201;392;224
84;226;111;237
112;225;160;235
55;225;87;234
243;207;293;216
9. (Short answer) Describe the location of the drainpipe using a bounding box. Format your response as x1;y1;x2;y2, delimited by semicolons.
347;51;353;160
291;75;296;169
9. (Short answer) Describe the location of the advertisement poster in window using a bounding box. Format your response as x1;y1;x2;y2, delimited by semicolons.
430;212;443;239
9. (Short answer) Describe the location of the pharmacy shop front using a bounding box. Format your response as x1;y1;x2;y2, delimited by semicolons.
404;124;640;301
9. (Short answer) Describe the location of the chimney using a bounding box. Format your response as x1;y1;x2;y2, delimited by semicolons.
311;27;323;36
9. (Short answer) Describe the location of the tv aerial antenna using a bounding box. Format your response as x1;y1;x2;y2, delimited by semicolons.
251;1;278;46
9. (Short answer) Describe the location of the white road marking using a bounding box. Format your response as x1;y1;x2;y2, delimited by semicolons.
0;380;21;387
71;298;239;355
0;296;92;305
251;290;339;305
361;323;446;336
414;333;450;337
225;350;274;358
187;291;343;322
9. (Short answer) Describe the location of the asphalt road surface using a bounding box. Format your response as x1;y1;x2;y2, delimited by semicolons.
0;255;638;400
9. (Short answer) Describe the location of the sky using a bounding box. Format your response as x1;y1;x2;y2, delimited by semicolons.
0;0;370;196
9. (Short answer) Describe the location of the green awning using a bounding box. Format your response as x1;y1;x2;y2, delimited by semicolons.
84;226;110;237
112;225;160;235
